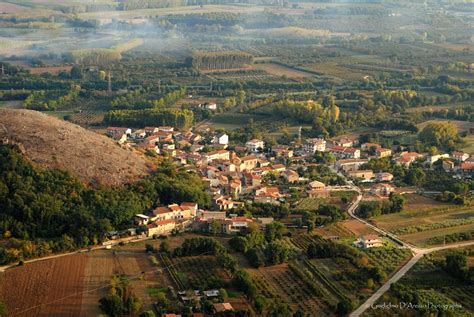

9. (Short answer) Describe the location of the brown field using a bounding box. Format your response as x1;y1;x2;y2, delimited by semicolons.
309;61;369;80
432;43;474;52
0;253;87;317
253;63;314;78
200;66;253;74
0;248;167;316
314;222;355;239
342;219;378;237
28;66;72;75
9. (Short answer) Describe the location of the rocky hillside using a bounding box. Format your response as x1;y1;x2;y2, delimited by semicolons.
0;109;150;187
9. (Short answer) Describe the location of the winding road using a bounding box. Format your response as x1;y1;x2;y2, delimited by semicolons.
344;183;474;317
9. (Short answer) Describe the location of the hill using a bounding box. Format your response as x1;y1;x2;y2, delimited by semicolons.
0;109;149;187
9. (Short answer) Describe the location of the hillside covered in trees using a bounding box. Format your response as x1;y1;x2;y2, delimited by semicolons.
0;144;210;265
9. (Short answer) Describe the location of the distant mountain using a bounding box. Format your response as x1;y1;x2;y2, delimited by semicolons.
0;109;150;187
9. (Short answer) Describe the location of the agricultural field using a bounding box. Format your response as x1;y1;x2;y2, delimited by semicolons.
0;246;169;316
370;194;474;246
460;135;474;154
0;253;87;317
343;219;378;237
68;111;106;127
417;119;474;133
253;63;315;79
248;263;334;316
367;247;474;317
168;255;230;290
314;222;355;240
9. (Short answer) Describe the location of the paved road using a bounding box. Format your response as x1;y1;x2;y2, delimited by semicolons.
342;181;474;317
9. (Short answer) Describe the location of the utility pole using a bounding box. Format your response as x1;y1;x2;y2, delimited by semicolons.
157;79;161;94
107;71;112;95
298;126;302;143
1;64;4;76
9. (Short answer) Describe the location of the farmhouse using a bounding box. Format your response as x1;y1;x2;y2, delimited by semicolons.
354;235;383;249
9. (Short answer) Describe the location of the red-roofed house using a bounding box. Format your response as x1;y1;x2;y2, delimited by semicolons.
254;187;281;204
147;219;175;236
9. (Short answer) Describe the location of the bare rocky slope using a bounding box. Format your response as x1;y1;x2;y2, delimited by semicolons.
0;109;150;187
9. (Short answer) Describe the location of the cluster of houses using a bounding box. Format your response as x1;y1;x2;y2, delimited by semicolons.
106;122;472;236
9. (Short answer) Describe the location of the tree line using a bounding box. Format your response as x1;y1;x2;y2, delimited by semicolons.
104;108;194;129
190;51;253;70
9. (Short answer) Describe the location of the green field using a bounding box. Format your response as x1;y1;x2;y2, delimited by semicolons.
368;247;474;316
460;135;474;154
371;194;474;247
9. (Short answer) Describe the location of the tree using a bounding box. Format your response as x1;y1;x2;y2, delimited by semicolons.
265;241;289;265
405;167;426;187
246;248;263;268
140;311;156;317
159;240;170;254
99;294;123;317
264;222;286;242
70;66;83;79
336;299;353;316
388;192;405;213
445;253;468;280
237;90;246;106
419;121;459;149
269;301;292;317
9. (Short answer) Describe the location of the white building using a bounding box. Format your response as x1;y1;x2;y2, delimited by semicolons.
213;133;229;146
304;138;326;154
246;139;265;153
